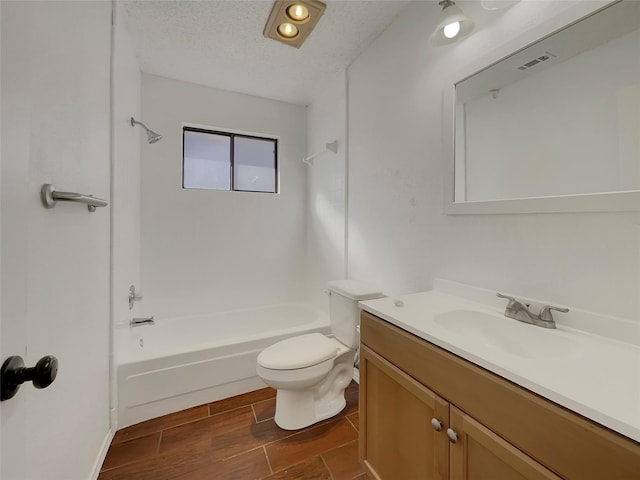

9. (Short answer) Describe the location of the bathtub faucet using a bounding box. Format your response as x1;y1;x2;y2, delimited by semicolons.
130;316;155;328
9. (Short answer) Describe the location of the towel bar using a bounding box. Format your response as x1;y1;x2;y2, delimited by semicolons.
41;184;108;212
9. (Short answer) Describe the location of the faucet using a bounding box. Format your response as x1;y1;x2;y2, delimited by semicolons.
130;316;155;328
496;293;568;329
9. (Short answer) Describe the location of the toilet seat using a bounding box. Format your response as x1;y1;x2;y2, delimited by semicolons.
257;333;338;370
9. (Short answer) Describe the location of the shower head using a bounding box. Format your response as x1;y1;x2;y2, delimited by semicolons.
146;130;163;144
131;117;163;144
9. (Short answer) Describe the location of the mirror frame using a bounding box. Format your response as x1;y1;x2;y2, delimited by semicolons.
443;0;640;215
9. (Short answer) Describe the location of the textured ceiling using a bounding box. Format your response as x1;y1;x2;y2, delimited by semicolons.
121;0;412;105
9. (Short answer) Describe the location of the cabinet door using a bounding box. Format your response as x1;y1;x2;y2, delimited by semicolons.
449;406;562;480
360;345;449;480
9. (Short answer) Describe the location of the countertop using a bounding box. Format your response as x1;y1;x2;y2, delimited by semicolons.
359;287;640;443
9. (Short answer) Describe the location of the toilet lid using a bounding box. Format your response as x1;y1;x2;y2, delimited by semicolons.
257;333;338;370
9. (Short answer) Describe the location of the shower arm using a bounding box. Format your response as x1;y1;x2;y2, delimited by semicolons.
131;117;150;132
130;117;163;144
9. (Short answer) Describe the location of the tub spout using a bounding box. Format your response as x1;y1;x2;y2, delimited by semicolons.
131;316;155;328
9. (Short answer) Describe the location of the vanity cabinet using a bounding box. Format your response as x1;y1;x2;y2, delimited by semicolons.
448;406;560;480
360;344;449;480
359;311;640;480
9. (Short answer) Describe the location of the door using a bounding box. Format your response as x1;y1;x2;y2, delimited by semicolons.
360;345;449;480
449;406;562;480
1;2;112;479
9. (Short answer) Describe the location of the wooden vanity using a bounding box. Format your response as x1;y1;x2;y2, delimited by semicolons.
359;310;640;480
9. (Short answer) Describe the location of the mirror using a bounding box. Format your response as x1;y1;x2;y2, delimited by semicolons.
448;0;640;214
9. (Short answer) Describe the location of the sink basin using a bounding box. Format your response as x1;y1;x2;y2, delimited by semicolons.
434;310;584;360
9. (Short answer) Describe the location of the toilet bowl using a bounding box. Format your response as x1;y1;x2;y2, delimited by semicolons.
256;280;383;430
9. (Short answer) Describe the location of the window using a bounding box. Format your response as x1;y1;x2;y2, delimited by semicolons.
183;127;277;193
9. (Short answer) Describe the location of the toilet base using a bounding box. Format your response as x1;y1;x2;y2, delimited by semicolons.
271;350;355;430
274;389;346;430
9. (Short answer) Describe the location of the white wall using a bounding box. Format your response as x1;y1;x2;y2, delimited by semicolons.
140;74;308;319
111;2;142;426
346;0;640;320
306;71;348;311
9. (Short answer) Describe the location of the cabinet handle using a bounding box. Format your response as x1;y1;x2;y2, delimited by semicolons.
431;418;442;432
446;428;458;443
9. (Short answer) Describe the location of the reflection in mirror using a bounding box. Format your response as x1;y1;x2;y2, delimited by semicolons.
454;0;639;204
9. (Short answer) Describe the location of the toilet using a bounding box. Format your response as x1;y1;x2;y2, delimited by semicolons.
256;280;383;430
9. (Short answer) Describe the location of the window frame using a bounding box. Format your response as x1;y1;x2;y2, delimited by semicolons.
182;125;279;194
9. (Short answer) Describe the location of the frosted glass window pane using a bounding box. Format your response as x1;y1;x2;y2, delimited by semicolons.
183;130;230;190
233;136;276;193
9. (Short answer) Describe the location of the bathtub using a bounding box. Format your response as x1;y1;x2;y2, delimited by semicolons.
116;302;330;428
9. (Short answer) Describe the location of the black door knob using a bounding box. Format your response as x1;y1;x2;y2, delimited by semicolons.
1;355;58;401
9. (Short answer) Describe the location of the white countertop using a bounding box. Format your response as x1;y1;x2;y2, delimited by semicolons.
359;285;640;443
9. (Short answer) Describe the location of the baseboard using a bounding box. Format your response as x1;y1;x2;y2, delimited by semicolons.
90;428;114;480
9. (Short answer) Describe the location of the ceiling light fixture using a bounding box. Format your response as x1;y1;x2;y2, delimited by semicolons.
264;0;326;49
431;0;475;46
286;4;310;22
278;22;299;39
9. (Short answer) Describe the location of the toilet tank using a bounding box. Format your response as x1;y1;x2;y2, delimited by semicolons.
327;280;383;348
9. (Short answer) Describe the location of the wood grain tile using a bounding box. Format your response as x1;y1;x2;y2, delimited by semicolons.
112;405;209;444
98;448;212;480
253;398;276;422
209;387;276;415
102;383;361;479
347;412;359;431
265;418;358;472
160;406;255;455
322;441;364;480
353;474;370;480
171;447;270;480
263;456;331;480
211;417;293;462
101;433;160;471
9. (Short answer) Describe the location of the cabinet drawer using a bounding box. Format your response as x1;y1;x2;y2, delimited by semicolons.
361;311;640;480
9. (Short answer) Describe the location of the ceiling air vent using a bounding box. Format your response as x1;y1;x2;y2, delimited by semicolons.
517;51;557;71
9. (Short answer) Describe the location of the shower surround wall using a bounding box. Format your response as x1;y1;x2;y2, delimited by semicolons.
306;71;348;311
339;0;639;321
140;74;308;319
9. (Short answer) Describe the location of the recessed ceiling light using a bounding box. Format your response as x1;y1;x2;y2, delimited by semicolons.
286;4;309;22
264;0;326;49
277;22;299;39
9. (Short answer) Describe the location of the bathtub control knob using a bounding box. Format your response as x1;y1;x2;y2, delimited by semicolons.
129;285;143;310
1;355;58;401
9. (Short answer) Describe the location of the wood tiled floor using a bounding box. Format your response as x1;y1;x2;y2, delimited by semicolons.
99;381;368;480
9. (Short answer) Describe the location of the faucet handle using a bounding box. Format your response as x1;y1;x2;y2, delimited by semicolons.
496;292;515;302
129;285;143;310
539;305;569;322
496;292;520;307
497;293;531;312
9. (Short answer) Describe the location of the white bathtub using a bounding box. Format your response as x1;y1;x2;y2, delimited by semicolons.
116;302;330;428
